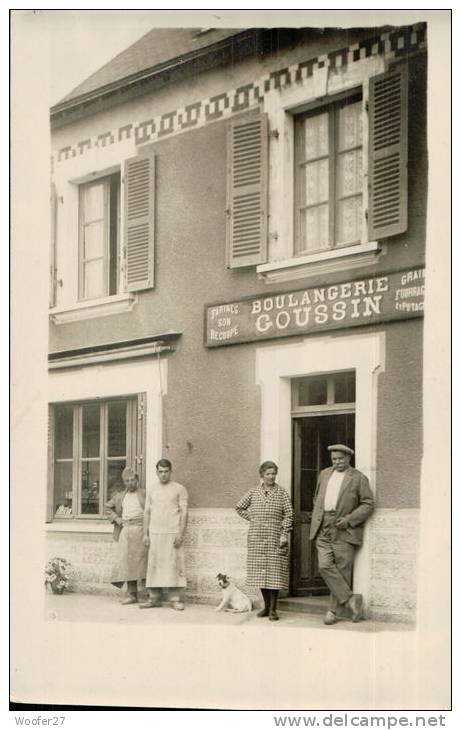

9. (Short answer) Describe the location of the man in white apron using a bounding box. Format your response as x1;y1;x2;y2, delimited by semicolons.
139;459;188;610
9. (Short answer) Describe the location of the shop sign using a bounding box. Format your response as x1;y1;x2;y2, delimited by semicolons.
205;267;424;347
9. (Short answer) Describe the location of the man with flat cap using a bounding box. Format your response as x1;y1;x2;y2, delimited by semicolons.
105;466;148;604
310;444;374;625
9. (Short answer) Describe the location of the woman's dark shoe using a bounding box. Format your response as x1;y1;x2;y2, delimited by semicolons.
257;607;269;617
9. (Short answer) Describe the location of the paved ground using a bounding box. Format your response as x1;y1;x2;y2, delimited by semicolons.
45;592;411;633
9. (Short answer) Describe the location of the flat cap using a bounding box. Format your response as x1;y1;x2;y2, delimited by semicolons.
328;444;354;456
122;466;138;479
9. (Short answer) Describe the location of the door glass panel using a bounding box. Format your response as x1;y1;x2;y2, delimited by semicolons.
300;424;319;512
108;401;127;457
333;371;356;403
54;462;73;517
81;461;100;514
54;405;73;459
298;376;328;406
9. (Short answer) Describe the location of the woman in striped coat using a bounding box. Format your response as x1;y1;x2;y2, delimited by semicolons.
236;461;293;621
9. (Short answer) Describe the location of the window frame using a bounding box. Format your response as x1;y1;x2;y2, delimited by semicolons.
291;370;356;417
51;395;138;521
78;173;121;302
293;91;364;256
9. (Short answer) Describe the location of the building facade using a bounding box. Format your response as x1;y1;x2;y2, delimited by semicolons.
47;24;427;622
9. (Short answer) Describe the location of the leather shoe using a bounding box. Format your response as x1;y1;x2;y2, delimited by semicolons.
324;610;337;625
268;610;279;621
257;608;269;617
121;595;137;605
347;594;363;622
139;599;161;609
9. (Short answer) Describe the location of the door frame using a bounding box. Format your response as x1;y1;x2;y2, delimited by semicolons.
255;331;385;607
292;410;356;595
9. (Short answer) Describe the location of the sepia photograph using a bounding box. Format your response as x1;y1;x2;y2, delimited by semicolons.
10;9;451;714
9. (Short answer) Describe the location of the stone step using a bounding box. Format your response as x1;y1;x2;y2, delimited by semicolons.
278;595;330;615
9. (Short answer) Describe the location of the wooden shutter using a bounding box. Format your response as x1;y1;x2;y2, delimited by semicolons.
136;393;147;489
49;182;57;308
368;64;408;239
226;113;268;268
124;155;155;291
46;406;55;522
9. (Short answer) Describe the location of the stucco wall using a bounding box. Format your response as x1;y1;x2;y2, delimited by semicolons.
49;107;425;509
48;38;426;506
49;52;427;352
376;319;423;508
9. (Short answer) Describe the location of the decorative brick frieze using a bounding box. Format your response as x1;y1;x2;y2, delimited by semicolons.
54;23;426;166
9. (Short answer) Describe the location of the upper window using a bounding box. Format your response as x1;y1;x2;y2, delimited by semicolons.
294;96;363;255
78;173;120;300
226;65;409;272
50;155;156;313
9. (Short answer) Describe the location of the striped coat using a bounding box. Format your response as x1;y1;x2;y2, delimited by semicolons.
236;484;294;590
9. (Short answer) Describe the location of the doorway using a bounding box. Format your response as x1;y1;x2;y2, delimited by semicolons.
291;372;356;595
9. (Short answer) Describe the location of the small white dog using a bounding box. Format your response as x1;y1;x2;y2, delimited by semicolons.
215;573;252;613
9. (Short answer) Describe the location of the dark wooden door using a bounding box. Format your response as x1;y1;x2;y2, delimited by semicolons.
291;413;355;595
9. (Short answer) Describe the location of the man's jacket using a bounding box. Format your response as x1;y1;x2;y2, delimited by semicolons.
105;488;146;542
309;466;374;544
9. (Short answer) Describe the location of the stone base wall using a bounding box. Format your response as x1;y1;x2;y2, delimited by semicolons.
45;510;255;606
368;508;420;623
46;531;118;596
184;509;259;606
46;507;420;621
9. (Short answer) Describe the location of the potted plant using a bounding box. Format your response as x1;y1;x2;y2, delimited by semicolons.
45;557;73;594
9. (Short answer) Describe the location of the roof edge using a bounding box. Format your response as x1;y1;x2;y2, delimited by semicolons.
50;28;265;129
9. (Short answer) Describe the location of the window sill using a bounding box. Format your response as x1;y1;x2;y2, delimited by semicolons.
45;520;113;535
257;241;383;284
49;293;137;324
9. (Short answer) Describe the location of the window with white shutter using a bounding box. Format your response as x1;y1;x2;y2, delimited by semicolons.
124;155;155;292
368;64;408;239
226;113;268;268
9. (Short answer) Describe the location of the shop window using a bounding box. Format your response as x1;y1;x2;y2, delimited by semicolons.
48;395;145;520
294;96;363;254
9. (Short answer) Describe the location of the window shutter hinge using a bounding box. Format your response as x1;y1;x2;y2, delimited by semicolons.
269;231;279;241
365;209;369;221
365;101;369;113
269;129;279;140
138;401;144;419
